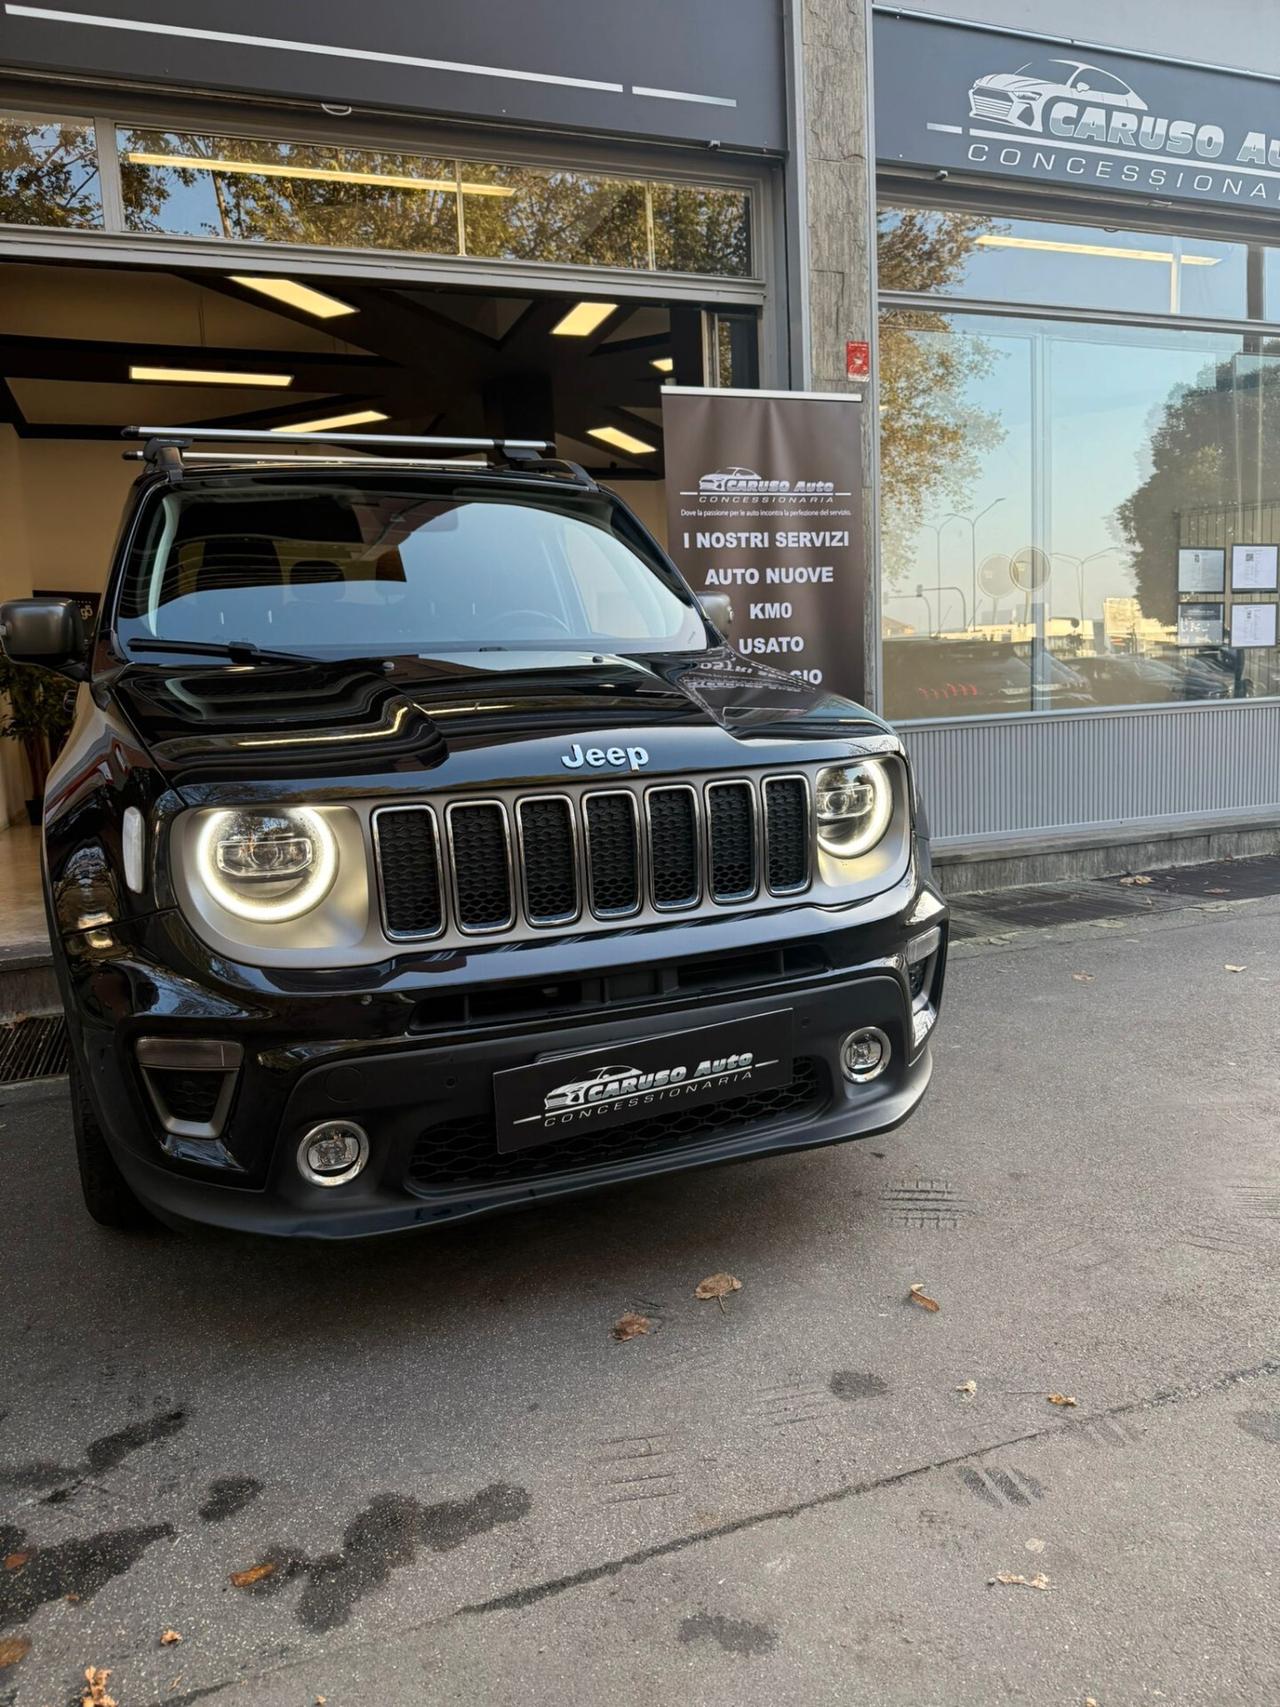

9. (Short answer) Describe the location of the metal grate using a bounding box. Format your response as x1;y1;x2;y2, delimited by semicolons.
647;786;700;909
407;1057;826;1193
448;802;514;931
708;782;757;901
764;777;810;893
0;1015;69;1083
375;807;444;937
517;797;579;925
584;792;641;917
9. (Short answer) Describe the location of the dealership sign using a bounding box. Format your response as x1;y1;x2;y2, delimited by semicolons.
662;388;866;702
874;11;1280;210
0;0;786;151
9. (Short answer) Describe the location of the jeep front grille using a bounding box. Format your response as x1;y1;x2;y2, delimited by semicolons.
373;771;813;944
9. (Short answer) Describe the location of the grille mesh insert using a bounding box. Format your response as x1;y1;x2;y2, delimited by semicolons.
585;793;640;915
765;778;810;892
377;809;443;936
449;805;513;930
648;787;699;908
708;783;757;900
519;797;579;924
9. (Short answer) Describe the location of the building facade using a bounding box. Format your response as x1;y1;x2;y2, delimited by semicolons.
873;3;1280;870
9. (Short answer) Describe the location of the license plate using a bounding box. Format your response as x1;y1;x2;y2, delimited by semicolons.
494;1010;794;1154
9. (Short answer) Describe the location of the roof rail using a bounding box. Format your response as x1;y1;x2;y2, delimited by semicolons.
120;426;597;487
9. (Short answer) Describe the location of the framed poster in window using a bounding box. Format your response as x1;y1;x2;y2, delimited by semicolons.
1177;602;1224;646
1230;602;1278;648
1230;544;1279;591
1177;548;1225;594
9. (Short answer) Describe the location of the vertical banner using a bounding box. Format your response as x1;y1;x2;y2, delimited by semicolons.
661;388;865;702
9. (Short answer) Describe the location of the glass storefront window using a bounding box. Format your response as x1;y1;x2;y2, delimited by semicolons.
0;116;102;229
879;307;1280;720
461;164;649;268
880;204;1252;320
119;130;460;254
118;127;753;278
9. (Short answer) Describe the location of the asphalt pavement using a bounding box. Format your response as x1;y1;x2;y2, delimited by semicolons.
3;885;1280;1706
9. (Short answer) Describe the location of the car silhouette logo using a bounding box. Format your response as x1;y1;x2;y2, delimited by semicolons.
543;1063;647;1113
699;466;765;492
968;58;1146;133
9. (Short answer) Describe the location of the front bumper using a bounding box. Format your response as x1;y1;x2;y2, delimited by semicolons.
60;867;947;1238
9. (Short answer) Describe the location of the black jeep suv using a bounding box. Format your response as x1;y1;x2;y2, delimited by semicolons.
0;429;947;1239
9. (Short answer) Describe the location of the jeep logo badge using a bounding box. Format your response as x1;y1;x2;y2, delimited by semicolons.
560;742;649;772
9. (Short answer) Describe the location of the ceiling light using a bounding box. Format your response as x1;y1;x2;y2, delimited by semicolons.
273;410;389;433
587;426;655;456
123;151;515;196
975;234;1219;265
552;302;617;337
650;356;674;373
130;365;294;387
229;276;357;318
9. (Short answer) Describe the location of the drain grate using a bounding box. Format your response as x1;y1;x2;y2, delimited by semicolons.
0;1014;69;1083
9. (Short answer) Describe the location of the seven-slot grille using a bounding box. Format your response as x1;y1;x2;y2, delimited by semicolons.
374;772;812;941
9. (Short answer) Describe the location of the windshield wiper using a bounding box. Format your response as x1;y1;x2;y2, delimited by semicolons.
126;637;391;670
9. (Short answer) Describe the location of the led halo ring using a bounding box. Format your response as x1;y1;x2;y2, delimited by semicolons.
195;806;338;922
815;760;894;859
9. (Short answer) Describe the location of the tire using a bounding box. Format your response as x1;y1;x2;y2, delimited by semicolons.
70;1056;153;1230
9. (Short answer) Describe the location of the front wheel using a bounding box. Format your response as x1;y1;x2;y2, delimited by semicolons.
70;1056;153;1230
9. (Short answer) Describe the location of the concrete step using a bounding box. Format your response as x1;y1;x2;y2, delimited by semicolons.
0;939;59;1021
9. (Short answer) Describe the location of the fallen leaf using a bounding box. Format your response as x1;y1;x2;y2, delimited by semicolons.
317;1697;328;1704
1071;972;1094;983
3;1551;30;1571
0;1636;31;1669
694;1273;741;1300
65;1592;81;1603
956;1380;977;1397
1225;964;1247;973
611;1312;652;1341
1119;874;1153;886
160;1629;183;1646
908;1282;940;1312
230;1561;277;1588
1085;1698;1099;1706
989;1571;1049;1590
82;1666;117;1707
1047;1393;1077;1407
1204;887;1230;895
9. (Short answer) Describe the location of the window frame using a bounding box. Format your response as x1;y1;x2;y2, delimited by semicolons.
876;187;1280;726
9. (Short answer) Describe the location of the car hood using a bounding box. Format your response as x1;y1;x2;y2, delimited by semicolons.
110;647;897;796
975;73;1055;93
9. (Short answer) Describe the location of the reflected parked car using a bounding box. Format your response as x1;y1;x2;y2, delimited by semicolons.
883;638;1093;720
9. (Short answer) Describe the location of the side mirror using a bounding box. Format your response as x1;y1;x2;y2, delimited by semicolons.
699;593;734;637
0;598;88;678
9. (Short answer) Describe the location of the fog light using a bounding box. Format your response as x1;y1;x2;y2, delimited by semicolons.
841;1026;891;1083
298;1120;369;1187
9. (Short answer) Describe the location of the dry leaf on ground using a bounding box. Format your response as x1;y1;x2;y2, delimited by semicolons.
160;1629;183;1646
908;1282;940;1312
694;1273;741;1300
1205;887;1230;895
0;1636;31;1669
956;1380;977;1397
1047;1393;1077;1407
611;1312;652;1341
230;1561;277;1588
989;1571;1049;1590
1085;1697;1099;1705
81;1667;117;1707
1119;874;1153;886
1071;973;1094;983
3;1551;30;1571
1225;964;1247;973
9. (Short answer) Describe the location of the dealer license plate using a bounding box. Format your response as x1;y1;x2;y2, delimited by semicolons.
494;1010;794;1154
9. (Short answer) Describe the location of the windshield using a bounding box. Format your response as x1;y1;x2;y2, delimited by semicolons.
114;478;707;659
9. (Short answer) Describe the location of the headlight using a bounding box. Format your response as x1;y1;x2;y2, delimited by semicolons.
815;761;893;859
195;807;338;922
